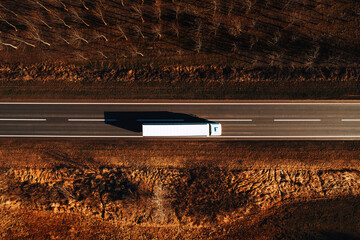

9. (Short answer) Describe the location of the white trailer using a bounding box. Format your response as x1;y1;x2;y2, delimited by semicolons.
142;123;221;137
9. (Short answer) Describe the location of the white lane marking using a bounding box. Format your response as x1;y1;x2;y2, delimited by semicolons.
68;119;117;122
1;135;360;138
0;135;142;138
210;119;252;122
0;118;46;121
341;119;360;122
136;119;185;121
2;102;360;105
215;136;360;138
274;119;321;122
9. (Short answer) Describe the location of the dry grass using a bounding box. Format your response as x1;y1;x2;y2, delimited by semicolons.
1;139;360;170
0;1;359;100
1;63;360;100
0;209;194;240
1;139;360;238
0;208;231;239
1;166;360;239
0;0;358;67
224;197;360;240
1;197;359;239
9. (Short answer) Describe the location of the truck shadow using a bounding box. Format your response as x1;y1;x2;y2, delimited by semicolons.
104;111;210;132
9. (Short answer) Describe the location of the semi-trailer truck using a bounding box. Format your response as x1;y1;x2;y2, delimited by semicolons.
142;123;222;137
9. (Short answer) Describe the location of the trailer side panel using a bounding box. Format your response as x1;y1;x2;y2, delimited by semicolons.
142;123;210;137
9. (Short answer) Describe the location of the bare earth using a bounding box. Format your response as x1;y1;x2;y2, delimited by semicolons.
0;140;360;239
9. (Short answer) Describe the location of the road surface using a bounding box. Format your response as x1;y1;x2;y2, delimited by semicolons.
1;102;360;139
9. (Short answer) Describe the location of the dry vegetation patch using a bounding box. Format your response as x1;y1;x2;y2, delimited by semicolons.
2;198;359;239
1;167;360;239
0;0;358;66
0;140;360;238
0;0;359;99
1;64;360;99
1;139;360;170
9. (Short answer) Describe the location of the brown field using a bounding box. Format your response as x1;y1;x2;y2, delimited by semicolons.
0;0;359;99
3;139;360;170
0;139;360;239
1;0;360;238
2;64;360;99
1;0;359;65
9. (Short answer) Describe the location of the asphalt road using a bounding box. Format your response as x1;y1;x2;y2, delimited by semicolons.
2;102;360;139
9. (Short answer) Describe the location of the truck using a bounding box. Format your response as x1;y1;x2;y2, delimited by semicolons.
142;123;222;137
